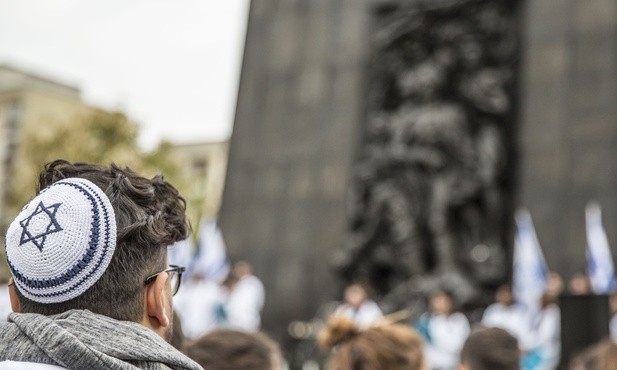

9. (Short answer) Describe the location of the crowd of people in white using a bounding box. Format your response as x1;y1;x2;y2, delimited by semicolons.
0;259;266;339
333;271;616;370
1;258;616;370
173;260;265;338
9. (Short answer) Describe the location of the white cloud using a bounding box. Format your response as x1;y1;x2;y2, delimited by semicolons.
0;0;250;149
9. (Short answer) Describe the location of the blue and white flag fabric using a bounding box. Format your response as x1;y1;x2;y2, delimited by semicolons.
586;201;617;294
513;208;549;311
192;219;230;283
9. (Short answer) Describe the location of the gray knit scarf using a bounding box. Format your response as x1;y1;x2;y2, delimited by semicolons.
0;310;203;370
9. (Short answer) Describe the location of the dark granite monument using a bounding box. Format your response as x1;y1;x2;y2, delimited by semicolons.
219;0;368;346
519;0;617;279
335;0;520;310
220;0;617;362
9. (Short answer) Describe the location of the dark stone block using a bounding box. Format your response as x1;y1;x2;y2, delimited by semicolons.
221;0;617;356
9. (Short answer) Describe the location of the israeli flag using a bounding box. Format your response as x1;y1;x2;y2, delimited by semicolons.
586;201;617;294
191;219;230;283
513;208;549;311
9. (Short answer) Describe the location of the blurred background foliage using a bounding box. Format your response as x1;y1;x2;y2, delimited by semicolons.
0;111;205;282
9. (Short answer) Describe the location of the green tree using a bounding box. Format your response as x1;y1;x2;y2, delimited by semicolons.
4;111;173;218
0;110;197;280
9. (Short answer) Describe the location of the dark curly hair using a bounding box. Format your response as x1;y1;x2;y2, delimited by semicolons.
460;327;519;370
15;159;190;321
186;329;281;370
317;316;425;370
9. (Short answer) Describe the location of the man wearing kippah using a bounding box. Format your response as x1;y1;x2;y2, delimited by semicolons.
0;160;203;370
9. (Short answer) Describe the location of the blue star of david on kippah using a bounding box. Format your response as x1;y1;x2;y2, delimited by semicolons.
19;201;63;252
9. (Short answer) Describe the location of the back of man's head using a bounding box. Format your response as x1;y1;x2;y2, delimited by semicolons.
460;327;519;370
5;159;189;322
186;329;281;370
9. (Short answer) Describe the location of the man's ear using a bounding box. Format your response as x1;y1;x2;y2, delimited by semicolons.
145;273;170;329
8;279;21;313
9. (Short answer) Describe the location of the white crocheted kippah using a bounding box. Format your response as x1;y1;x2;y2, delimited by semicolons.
5;177;117;303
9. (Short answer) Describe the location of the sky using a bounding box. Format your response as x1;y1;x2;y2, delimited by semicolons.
0;0;250;150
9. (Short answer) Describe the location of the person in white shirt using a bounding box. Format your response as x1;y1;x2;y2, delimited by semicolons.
417;289;470;370
334;283;383;327
173;275;231;338
226;261;265;331
482;284;531;344
521;293;560;370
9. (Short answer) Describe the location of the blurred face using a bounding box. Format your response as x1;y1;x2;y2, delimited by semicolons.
569;274;591;295
495;286;513;306
345;285;367;309
547;272;564;296
610;294;617;315
234;261;252;278
430;293;453;315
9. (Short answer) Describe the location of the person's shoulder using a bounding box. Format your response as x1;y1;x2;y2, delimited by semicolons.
511;303;533;316
247;274;264;285
485;303;525;316
238;275;265;290
0;317;18;339
483;303;502;314
361;300;382;312
544;304;560;315
0;361;67;370
449;312;469;323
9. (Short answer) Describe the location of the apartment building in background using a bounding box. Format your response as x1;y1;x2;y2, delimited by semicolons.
0;64;97;228
0;64;230;232
168;140;230;221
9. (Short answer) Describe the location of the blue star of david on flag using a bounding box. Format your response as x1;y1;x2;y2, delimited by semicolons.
19;201;63;252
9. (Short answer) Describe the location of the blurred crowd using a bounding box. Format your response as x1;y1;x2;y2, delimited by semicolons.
2;236;617;370
324;272;617;370
173;260;265;338
1;160;617;370
5;270;615;370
